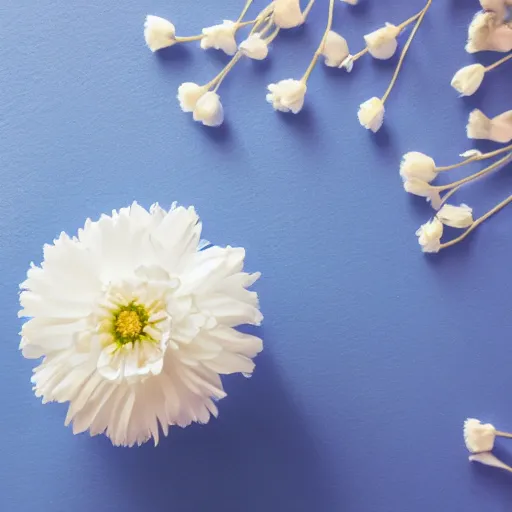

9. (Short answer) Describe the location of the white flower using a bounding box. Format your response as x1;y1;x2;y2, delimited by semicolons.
358;97;385;133
239;33;269;60
400;152;438;183
341;0;359;4
193;92;224;127
19;203;263;447
469;452;512;472
201;20;238;56
460;149;483;159
322;31;350;67
480;0;508;20
465;11;512;53
416;218;443;253
273;0;305;29
266;79;307;114
467;109;512;143
144;15;176;52
437;204;474;229
364;23;400;60
340;55;354;72
177;83;207;112
464;419;496;453
451;64;486;96
403;178;442;209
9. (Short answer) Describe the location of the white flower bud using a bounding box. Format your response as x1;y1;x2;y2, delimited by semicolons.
322;31;350;67
273;0;305;29
177;83;207;112
467;109;512;143
451;64;486;96
340;55;354;72
341;0;359;4
266;79;307;114
239;34;269;60
193;92;224;127
403;178;442;209
416;218;443;253
144;15;176;52
400;152;437;183
437;204;474;229
201;20;238;56
464;419;496;453
469;452;511;471
364;23;400;60
358;97;385;133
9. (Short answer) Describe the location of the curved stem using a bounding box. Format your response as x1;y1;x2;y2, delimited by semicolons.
265;26;280;44
436;143;512;172
301;0;336;83
381;0;432;104
303;0;316;19
236;0;254;24
485;52;512;72
211;53;242;92
435;153;512;192
439;194;512;250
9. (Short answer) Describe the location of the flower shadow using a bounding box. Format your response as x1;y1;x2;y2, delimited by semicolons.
194;120;234;146
277;105;316;138
155;44;194;64
93;352;340;511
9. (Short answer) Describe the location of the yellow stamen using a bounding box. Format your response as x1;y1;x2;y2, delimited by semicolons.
115;310;143;338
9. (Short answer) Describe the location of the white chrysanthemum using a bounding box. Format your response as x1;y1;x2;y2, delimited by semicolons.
239;33;269;60
400;152;437;183
19;203;263;447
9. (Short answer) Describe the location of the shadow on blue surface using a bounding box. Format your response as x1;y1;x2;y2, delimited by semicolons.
94;352;339;511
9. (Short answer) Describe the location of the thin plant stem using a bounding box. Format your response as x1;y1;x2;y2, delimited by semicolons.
485;52;512;72
303;0;316;19
436;143;512;171
439;194;512;250
301;0;336;83
381;0;432;104
435;153;512;192
352;48;369;62
265;26;280;44
236;0;254;24
211;53;242;92
175;35;204;43
496;431;512;439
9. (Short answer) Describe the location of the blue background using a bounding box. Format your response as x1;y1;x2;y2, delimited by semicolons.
1;0;512;510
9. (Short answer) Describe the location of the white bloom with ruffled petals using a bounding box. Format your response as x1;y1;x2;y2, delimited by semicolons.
266;79;307;114
201;20;238;56
240;33;269;60
451;64;486;96
400;152;438;183
322;31;350;67
19;203;263;447
464;418;496;453
144;15;177;52
437;204;474;229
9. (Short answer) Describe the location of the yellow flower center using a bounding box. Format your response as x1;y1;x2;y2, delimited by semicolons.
112;302;150;346
115;310;143;338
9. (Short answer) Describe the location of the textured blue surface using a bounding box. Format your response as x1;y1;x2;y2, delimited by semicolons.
1;0;512;510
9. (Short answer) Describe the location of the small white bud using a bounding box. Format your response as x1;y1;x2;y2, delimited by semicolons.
358;97;385;133
239;34;269;60
403;179;442;209
273;0;305;29
201;21;238;56
340;55;354;72
322;31;350;67
266;79;307;114
437;204;474;229
341;0;359;4
400;152;437;183
464;419;496;453
364;23;400;60
177;83;207;113
451;64;486;96
469;452;511;471
416;218;443;253
467;109;512;143
193;92;224;127
144;15;176;52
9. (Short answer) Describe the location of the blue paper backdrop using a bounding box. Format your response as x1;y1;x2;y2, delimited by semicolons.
1;0;512;510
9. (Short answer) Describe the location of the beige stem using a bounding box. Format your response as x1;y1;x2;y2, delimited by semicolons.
485;53;512;72
436;143;512;172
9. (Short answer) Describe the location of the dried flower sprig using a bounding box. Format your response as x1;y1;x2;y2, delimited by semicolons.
467;108;512;143
469;452;512;473
451;53;512;96
358;0;432;133
404;152;512;210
